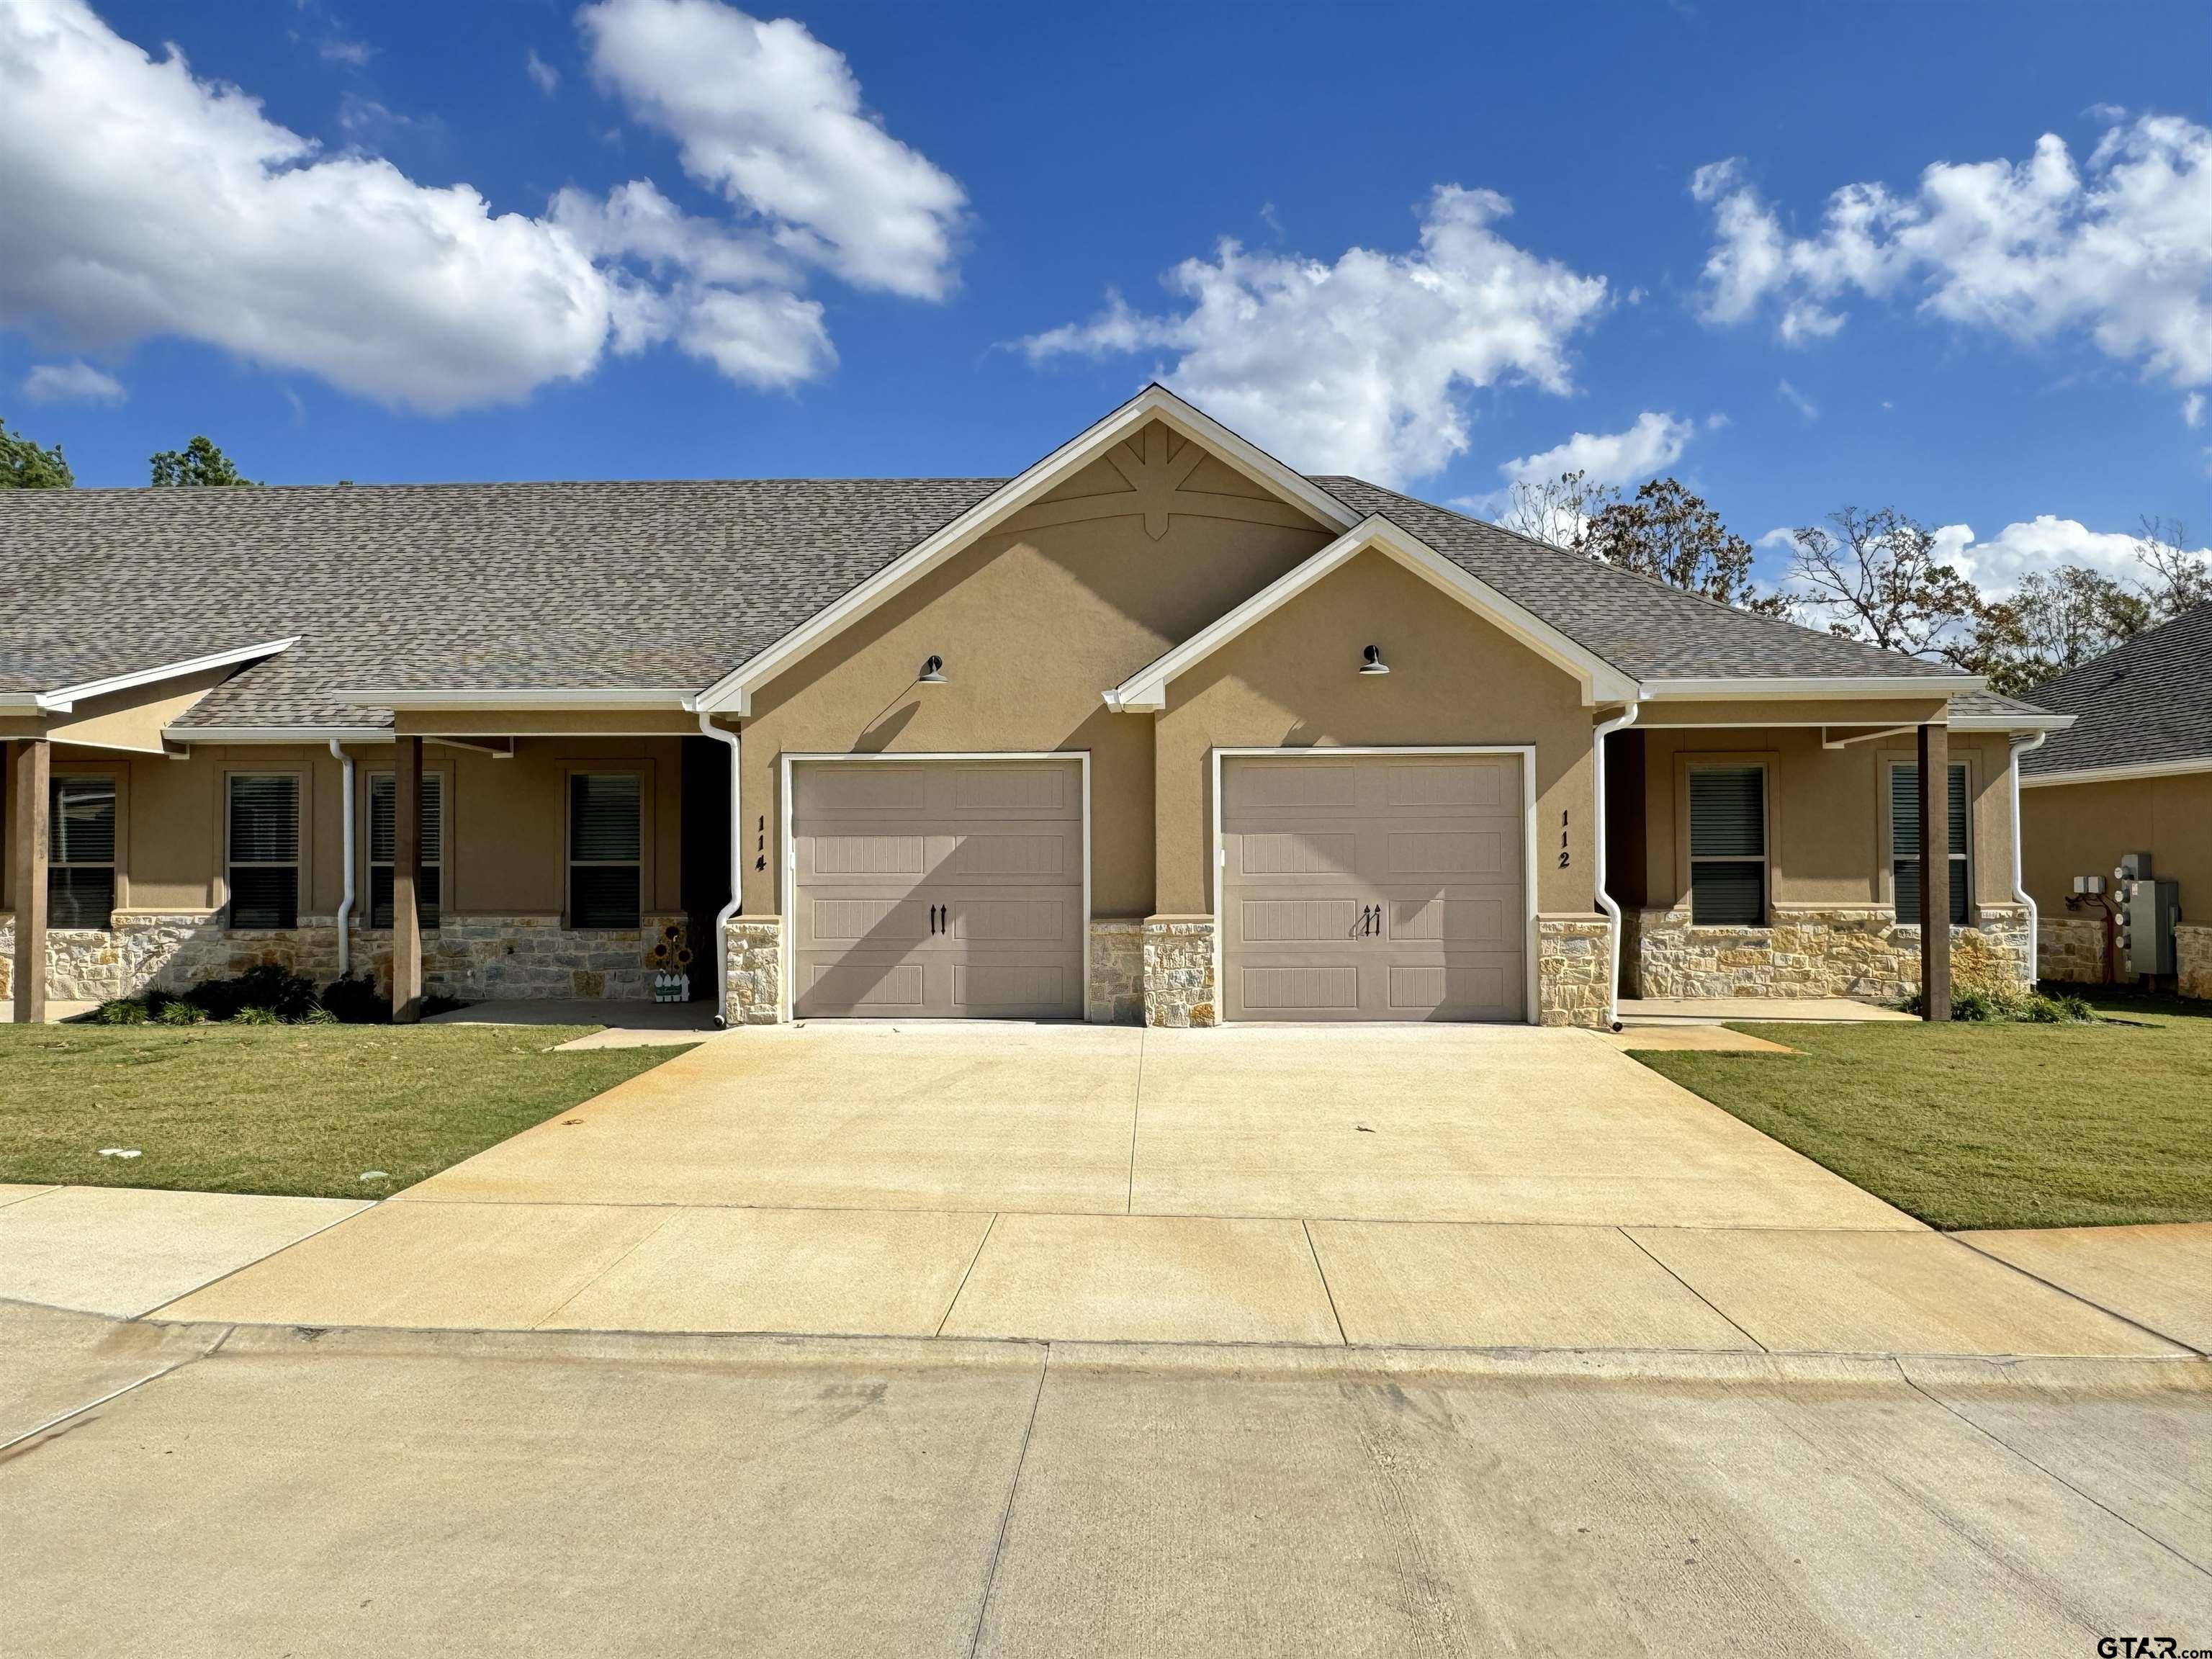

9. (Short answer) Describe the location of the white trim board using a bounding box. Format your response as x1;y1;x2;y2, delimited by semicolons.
696;385;1361;718
338;688;694;709
0;638;298;713
777;750;1094;1025
1640;675;1987;699
2020;756;2212;788
1109;516;1640;711
1209;745;1541;1028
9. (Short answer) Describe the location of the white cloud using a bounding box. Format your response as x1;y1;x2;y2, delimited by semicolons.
1932;515;2211;593
579;0;965;301
1776;378;1818;421
526;48;560;96
1498;411;1694;488
1020;186;1609;485
1691;114;2212;387
2185;391;2206;427
0;0;960;408
22;360;125;404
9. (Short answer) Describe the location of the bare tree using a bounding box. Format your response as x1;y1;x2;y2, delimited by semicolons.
2133;516;2211;617
1498;469;1617;549
1961;565;2152;696
1779;506;1982;661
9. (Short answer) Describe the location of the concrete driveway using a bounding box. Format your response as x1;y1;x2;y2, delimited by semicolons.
138;1023;2204;1357
397;1022;1910;1227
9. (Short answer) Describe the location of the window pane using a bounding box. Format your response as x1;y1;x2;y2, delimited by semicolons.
369;866;441;930
1691;859;1765;925
230;866;298;930
1689;768;1764;858
1948;858;1969;925
49;778;116;864
1894;858;1922;927
48;866;115;930
570;773;640;863
370;775;441;872
229;775;300;863
1892;764;1967;860
570;864;639;930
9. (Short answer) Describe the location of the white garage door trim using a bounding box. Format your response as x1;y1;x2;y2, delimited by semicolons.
779;751;1092;1022
1210;745;1539;1026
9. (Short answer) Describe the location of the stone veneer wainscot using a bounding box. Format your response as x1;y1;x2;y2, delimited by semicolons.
1141;915;1216;1028
1630;906;2031;1003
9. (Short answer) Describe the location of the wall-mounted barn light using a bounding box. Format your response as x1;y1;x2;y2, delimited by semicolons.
918;655;948;685
1359;645;1390;675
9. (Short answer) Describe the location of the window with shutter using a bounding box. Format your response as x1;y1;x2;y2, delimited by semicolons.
1891;763;1969;927
369;773;442;929
568;773;641;929
1687;766;1766;926
228;774;301;929
48;775;117;930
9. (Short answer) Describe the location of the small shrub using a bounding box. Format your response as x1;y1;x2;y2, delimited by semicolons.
2055;992;2095;1022
156;999;205;1026
233;1005;282;1025
1948;989;1997;1022
300;1005;340;1025
93;997;149;1025
186;963;320;1022
320;972;390;1025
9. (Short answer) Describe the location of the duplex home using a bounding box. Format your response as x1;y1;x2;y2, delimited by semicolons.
2018;601;2209;997
4;387;2067;1030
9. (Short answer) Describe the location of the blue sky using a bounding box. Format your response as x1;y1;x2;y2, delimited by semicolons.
4;0;2207;593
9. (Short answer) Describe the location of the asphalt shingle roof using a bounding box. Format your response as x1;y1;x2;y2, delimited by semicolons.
3;469;2024;730
2017;601;2212;776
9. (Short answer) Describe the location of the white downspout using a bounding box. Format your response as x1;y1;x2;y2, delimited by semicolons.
329;739;355;977
2010;730;2049;988
1591;702;1642;1032
698;711;743;1028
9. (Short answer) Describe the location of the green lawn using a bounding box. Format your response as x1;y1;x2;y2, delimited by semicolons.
0;1024;689;1198
1630;988;2212;1231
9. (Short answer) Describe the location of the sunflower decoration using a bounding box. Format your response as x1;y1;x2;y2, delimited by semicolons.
675;947;694;968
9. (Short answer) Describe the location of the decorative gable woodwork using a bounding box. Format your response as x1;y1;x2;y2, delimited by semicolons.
1007;421;1327;541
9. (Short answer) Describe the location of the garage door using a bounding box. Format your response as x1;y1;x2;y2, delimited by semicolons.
791;760;1084;1020
1220;753;1526;1022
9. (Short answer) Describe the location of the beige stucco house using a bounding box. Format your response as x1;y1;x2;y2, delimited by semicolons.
4;387;2070;1030
2019;601;2210;999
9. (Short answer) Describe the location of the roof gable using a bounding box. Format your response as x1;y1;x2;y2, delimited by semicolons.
690;385;1359;716
1107;515;1642;711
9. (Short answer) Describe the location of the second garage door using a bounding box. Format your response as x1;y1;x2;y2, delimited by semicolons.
1220;752;1527;1023
791;759;1084;1020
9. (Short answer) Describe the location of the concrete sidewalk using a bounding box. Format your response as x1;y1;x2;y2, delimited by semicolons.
6;1302;2210;1657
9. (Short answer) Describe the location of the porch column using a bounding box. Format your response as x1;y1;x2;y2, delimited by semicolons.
392;734;423;1023
1917;721;1950;1022
11;739;50;1025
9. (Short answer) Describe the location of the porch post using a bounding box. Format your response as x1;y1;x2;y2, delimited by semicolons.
1917;721;1949;1022
11;739;50;1025
392;734;423;1023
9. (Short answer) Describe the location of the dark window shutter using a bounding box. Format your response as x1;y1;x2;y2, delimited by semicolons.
1892;764;1968;927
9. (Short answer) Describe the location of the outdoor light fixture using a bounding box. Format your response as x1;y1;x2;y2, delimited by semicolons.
1359;644;1390;675
917;655;948;685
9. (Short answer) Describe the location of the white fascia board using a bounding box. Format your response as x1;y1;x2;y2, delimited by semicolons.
337;687;694;709
1107;515;1640;711
20;637;298;713
1640;674;1986;699
2020;755;2211;788
162;726;392;745
1949;711;2077;732
692;384;1362;717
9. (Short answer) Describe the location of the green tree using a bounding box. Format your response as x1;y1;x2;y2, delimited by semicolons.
150;435;254;487
1;416;73;488
1580;477;1786;614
